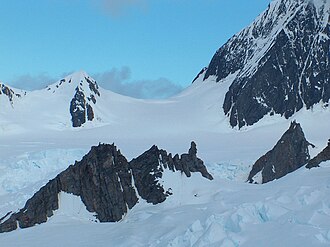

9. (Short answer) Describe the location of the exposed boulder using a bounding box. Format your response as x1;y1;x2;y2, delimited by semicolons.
248;121;313;183
306;140;330;169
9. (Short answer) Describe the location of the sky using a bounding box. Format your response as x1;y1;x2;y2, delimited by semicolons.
0;0;271;98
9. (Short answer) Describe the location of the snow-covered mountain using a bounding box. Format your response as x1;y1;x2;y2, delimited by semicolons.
199;0;330;128
1;71;122;131
0;0;330;245
45;71;101;127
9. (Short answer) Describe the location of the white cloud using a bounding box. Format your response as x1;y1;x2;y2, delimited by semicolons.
93;67;183;99
10;73;55;91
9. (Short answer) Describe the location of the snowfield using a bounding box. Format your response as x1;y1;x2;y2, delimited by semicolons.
1;159;330;247
0;69;329;246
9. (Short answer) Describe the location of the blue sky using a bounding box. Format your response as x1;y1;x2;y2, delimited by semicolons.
1;0;270;98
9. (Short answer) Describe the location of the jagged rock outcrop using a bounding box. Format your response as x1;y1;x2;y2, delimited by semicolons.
200;0;330;128
306;140;330;168
248;121;313;183
68;76;100;127
59;144;138;222
0;143;138;233
131;141;213;204
0;142;212;233
70;88;87;127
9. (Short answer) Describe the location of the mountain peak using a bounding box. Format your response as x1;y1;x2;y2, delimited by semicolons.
44;71;102;127
68;70;90;80
201;0;330;128
46;71;99;94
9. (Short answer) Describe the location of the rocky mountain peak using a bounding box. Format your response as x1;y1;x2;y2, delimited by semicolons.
45;71;101;127
248;121;313;183
201;0;329;128
46;71;99;94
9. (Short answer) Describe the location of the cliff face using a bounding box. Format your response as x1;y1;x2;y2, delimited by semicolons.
0;144;138;232
0;142;212;233
59;144;138;222
201;0;330;128
248;121;313;183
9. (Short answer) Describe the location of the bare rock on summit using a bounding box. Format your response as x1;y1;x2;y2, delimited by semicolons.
248;121;313;183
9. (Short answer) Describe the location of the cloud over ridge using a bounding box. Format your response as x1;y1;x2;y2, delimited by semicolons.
93;67;183;99
9;67;183;99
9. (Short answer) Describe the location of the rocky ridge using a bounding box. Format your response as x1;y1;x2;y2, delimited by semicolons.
248;121;313;183
0;142;212;233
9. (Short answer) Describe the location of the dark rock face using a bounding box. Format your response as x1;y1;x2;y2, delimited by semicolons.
0;178;61;233
248;121;312;183
70;88;86;127
130;145;171;204
59;144;138;222
306;140;330;169
0;142;212;233
0;144;138;233
202;0;329;128
131;141;213;205
86;103;94;121
68;76;101;127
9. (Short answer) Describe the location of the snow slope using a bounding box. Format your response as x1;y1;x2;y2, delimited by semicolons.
0;70;329;245
1;161;330;247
